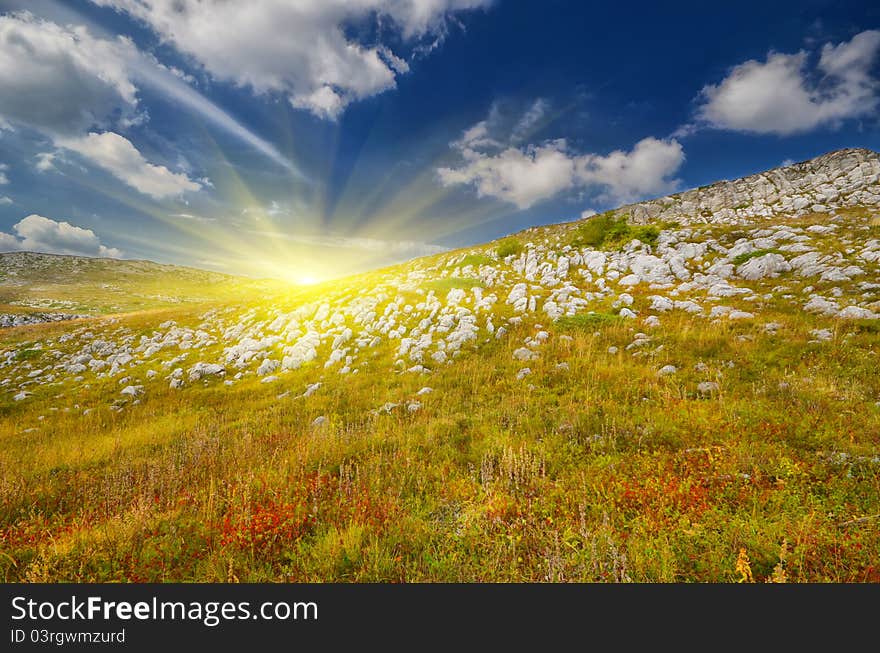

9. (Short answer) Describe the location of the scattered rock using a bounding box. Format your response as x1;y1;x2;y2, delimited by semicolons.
697;381;719;396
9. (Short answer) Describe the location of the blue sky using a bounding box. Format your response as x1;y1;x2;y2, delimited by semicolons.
0;0;878;282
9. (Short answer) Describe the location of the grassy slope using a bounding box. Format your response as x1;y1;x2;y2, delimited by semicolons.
0;216;879;582
0;252;279;314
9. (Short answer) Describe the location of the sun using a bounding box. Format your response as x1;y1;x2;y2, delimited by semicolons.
278;269;322;286
294;274;320;286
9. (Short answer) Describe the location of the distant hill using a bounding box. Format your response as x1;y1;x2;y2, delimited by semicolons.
0;251;270;314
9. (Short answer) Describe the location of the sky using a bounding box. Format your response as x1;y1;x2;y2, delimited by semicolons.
0;1;879;283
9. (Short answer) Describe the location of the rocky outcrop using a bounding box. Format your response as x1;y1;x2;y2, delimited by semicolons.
616;148;880;225
0;312;87;328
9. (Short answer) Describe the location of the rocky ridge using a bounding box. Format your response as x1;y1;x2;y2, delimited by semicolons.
613;148;880;225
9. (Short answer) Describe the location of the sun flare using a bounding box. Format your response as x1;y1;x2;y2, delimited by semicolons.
293;274;320;286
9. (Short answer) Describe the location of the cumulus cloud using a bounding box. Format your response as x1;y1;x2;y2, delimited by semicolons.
90;0;492;119
576;137;685;203
695;30;880;135
0;12;141;135
0;11;292;189
58;131;203;199
438;140;577;209
0;214;122;257
0;196;12;206
437;107;684;208
0;163;8;185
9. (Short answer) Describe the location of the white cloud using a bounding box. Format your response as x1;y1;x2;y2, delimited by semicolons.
248;229;448;257
58;131;202;199
126;50;303;176
0;12;140;135
438;107;685;208
0;196;12;205
695;30;880;135
0;163;8;185
91;0;492;119
0;214;122;257
438;140;577;209
0;11;294;182
576;137;685;204
35;152;58;172
511;98;550;142
169;212;216;224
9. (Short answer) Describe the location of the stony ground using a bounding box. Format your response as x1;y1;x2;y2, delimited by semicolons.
1;151;879;582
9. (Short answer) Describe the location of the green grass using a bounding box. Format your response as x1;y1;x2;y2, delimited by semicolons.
496;238;524;258
424;277;484;292
459;254;495;267
732;249;782;266
570;213;661;250
851;319;880;334
14;348;42;361
556;312;621;330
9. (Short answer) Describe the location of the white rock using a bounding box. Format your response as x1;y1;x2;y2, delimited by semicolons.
257;358;280;376
302;382;322;397
837;306;877;320
697;381;719;396
674;300;703;315
810;328;833;341
649;296;674;312
736;253;791;280
120;385;144;397
804;296;840;316
513;347;537;361
188;362;225;382
516;367;532;380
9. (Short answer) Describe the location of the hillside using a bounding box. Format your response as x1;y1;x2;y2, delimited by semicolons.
0;251;274;315
1;149;879;582
608;147;880;225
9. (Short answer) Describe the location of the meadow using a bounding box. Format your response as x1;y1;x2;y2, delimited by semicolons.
1;298;878;582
